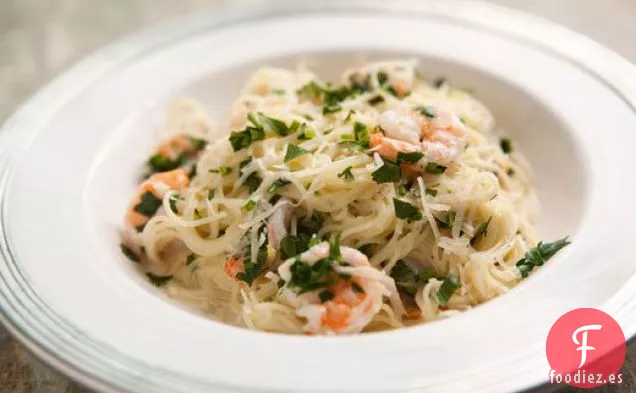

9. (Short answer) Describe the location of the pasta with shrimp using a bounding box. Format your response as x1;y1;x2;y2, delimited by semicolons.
120;59;570;335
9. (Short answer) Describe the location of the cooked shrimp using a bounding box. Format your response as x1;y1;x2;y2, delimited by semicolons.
156;135;202;161
277;242;402;334
126;169;190;229
224;255;245;279
373;104;467;168
267;202;292;250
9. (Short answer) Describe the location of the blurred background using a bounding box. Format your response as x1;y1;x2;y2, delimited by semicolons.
1;0;636;392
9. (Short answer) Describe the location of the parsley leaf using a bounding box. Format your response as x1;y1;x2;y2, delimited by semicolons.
329;232;341;261
146;272;173;287
425;187;438;197
397;151;424;164
437;211;456;229
239;157;252;170
133;191;162;217
236;245;268;285
516;237;571;278
253;112;290;136
209;166;232;176
186;254;198;272
284;144;309;162
243;173;263;193
432;77;446;88
338;166;355;182
148;154;182;172
425;162;447;175
390;260;437;295
207;189;215;200
500;138;513;154
353;122;370;148
244;200;256;212
289;258;337;293
470;217;492;247
297;124;316;140
344;109;356;122
280;235;298;260
120;244;139;263
268;178;291;193
367;95;385;106
416;106;437;118
229;126;265;152
318;290;334;303
435;276;461;306
169;195;179;214
323;104;342;114
372;161;401;183
393;198;423;222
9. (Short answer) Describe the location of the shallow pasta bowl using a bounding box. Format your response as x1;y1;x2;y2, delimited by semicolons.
2;1;636;392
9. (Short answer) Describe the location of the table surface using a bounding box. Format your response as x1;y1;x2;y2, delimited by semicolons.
1;0;636;392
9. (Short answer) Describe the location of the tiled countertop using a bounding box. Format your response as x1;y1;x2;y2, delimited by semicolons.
1;0;636;392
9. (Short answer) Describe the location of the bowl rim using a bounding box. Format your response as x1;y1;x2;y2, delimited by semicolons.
2;1;636;392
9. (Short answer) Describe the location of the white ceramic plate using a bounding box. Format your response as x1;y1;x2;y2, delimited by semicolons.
2;1;636;392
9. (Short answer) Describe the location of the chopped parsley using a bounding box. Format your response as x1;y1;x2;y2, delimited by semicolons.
390;260;437;295
284;144;309;162
500;138;513;154
209;166;232;176
148;154;182;172
186;254;198;272
189;137;208;151
236;244;268;285
271;88;286;95
435;276;461;306
318;290;334;303
296;81;324;101
146;272;173;287
470;217;492;247
323;104;342;114
288;258;337;293
425;187;438;197
367;95;385;106
393;198;423;222
425;162;447;175
397;151;424;164
358;244;374;257
207;189;215;200
244;200;256;211
133;191;162;217
344;109;356;122
353;122;370;147
239;157;252;170
268;178;291;193
297;124;316;140
328;232;342;261
229;126;265;152
120;244;139;263
248;112;290;136
437;211;456;229
297;80;360;115
516;237;571;278
169;195;179;214
372;161;401;183
338;166;355;182
243;173;263;193
416;106;437;118
432;77;446;88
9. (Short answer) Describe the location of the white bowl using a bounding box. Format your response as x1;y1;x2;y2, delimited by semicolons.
2;1;636;392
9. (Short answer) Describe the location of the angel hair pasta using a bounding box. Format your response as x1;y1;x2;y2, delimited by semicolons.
120;59;569;335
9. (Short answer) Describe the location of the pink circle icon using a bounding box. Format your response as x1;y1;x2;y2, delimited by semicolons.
546;308;626;388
